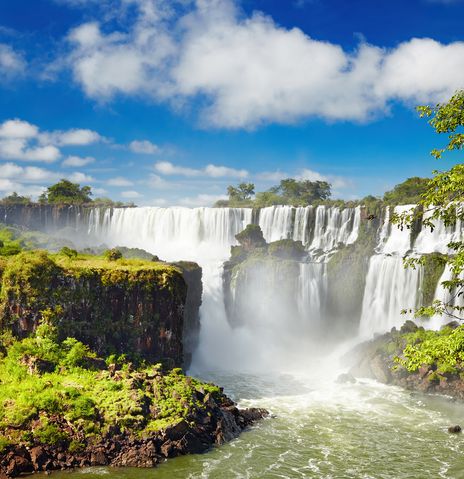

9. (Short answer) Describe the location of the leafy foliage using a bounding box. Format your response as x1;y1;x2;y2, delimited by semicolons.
395;326;464;375
39;179;93;205
218;178;331;207
394;91;464;320
383;177;430;205
0;193;32;206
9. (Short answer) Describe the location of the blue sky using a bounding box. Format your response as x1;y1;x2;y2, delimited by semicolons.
0;0;463;206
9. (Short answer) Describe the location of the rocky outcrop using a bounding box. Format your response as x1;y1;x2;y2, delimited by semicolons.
0;251;202;368
222;226;304;328
0;406;267;478
0;365;267;478
348;321;464;399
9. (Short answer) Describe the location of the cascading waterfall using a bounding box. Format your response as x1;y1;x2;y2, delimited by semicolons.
358;254;422;337
78;202;464;366
82;205;361;370
297;262;327;326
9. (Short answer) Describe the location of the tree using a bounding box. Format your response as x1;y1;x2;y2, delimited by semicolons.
271;178;331;205
383;177;430;205
39;180;93;205
226;183;255;202
0;192;32;205
395;91;464;320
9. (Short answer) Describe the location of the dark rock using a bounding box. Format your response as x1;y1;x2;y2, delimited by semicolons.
30;446;48;471
448;425;462;434
399;320;418;334
442;321;460;330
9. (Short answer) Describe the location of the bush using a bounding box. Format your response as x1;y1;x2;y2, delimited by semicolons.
104;248;123;261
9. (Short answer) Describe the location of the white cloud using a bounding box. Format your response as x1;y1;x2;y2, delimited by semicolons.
154;160;248;178
178;193;228;207
121;190;142;198
256;170;288;182
93;187;108;195
297;168;348;189
0;138;61;163
0;119;104;163
62;155;96;167
204;164;248;178
64;0;464;129
129;139;160;154
155;161;200;177
0;119;38;138
106;176;133;186
68;171;95;183
146;173;171;189
0;44;25;79
48;128;102;146
0;162;59;182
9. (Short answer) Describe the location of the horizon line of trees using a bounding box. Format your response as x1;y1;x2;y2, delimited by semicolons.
0;179;136;207
215;176;430;208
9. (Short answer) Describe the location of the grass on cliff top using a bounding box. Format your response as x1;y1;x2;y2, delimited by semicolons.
53;252;180;274
0;324;221;451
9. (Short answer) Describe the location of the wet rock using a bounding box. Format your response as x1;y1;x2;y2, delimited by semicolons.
442;321;460;330
399;320;418;334
30;446;48;471
448;425;462;434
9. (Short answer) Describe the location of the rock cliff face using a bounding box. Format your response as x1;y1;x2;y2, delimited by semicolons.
0;252;202;368
0;204;87;232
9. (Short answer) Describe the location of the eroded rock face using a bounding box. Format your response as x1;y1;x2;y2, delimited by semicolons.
0;252;202;368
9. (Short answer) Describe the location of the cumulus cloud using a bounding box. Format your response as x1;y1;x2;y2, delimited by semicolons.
62;155;96;167
178;193;228;207
121;190;142;198
0;162;59;183
154;160;248;178
45;128;102;146
106;176;134;186
64;0;464;129
0;44;25;79
129;139;160;154
68;171;95;182
0;119;104;162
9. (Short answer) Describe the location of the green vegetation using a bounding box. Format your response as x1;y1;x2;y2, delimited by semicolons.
39;179;93;205
1;180;135;207
0;193;32;206
394;325;464;376
216;178;331;208
394;90;464;320
0;324;221;448
383;177;430;205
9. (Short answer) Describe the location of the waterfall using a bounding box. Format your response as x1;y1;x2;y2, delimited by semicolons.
297;262;327;326
358;255;422;337
257;205;361;250
55;202;460;365
414;207;463;254
381;204;415;254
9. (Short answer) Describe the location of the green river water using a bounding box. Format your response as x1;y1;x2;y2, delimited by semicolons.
48;370;464;479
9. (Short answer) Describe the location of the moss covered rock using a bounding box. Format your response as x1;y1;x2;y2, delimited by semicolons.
0;251;202;367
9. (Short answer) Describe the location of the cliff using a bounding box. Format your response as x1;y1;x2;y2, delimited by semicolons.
0;251;202;368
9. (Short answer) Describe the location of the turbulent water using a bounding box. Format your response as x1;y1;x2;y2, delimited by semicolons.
51;204;464;479
51;370;464;479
